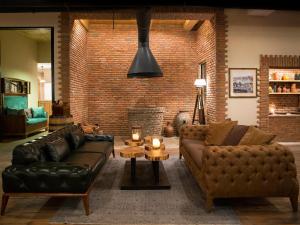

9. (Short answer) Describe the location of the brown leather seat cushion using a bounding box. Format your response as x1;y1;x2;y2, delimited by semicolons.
64;152;106;174
76;141;113;159
182;139;205;169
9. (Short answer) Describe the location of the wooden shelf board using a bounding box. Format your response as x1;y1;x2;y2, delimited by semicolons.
269;93;300;95
269;80;300;82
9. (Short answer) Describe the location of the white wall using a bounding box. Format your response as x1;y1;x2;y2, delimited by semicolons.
0;30;38;108
0;13;60;100
226;9;300;125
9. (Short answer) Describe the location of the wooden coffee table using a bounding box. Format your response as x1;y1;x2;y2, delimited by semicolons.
145;150;169;185
120;147;144;183
120;147;170;190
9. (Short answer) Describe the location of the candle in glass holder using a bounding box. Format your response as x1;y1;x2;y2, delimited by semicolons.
132;133;140;141
152;138;161;149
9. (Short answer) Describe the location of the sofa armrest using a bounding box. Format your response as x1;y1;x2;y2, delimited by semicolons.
0;115;26;133
180;125;208;141
2;162;93;193
85;134;114;142
201;144;299;198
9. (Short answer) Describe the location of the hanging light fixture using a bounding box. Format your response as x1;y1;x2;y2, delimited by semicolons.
39;66;45;83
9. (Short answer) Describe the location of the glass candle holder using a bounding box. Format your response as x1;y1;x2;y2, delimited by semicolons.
152;136;161;149
131;126;142;142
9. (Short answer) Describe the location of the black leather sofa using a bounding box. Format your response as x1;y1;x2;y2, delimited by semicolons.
1;125;114;216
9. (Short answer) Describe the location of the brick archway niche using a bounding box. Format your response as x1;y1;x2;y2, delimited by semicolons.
259;55;300;141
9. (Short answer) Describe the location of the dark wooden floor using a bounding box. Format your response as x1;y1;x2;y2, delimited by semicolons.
0;135;299;225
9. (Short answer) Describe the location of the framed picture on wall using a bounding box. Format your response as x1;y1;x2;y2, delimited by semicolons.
229;68;257;98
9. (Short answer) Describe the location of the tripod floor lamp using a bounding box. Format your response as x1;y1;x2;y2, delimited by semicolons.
192;79;206;125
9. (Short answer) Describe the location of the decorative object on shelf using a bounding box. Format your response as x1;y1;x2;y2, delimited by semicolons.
268;85;273;93
192;78;206;125
271;72;279;80
229;68;257;98
163;121;174;137
277;86;282;93
282;85;287;93
176;110;191;135
291;83;297;93
282;74;289;80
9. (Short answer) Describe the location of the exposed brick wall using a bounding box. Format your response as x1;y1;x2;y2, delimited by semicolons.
269;116;300;141
87;22;198;135
60;12;71;114
195;19;216;123
69;20;89;123
259;55;300;141
195;9;227;123
58;9;227;135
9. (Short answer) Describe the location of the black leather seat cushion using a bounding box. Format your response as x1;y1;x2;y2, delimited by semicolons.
76;141;113;160
2;162;92;193
64;152;106;175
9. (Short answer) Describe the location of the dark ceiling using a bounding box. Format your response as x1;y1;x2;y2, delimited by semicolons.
0;0;300;12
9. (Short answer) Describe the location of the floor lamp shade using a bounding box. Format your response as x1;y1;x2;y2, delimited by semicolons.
194;79;206;88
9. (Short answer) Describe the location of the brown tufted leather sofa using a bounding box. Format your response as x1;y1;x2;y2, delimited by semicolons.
179;125;299;212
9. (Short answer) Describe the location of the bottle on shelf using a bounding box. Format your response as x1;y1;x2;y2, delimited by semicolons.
277;86;282;93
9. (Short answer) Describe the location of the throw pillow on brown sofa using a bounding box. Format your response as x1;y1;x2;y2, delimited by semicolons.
46;138;71;162
223;125;249;146
205;120;237;145
239;126;276;145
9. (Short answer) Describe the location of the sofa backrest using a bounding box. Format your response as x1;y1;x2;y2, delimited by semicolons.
12;125;81;165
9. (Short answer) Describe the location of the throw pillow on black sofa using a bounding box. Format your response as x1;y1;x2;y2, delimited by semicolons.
46;137;71;162
70;129;86;149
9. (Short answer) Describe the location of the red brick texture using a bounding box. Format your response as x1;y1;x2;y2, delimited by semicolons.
60;9;228;135
69;20;89;123
195;10;227;123
259;55;300;141
87;22;198;135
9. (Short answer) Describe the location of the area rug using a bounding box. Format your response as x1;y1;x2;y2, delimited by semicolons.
51;157;240;225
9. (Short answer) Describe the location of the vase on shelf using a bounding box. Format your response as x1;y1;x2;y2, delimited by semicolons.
176;110;191;135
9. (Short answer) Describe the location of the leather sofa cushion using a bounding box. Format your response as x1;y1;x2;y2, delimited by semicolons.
223;125;249;146
64;152;106;174
2;162;92;193
76;141;113;159
46;138;71;162
205;120;237;145
70;129;86;150
239;126;276;145
182;139;205;168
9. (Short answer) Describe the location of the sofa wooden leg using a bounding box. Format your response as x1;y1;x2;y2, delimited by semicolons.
205;196;213;212
1;194;9;216
82;195;90;215
290;195;298;212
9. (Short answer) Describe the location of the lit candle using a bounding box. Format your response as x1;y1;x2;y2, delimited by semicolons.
152;138;160;149
132;133;140;141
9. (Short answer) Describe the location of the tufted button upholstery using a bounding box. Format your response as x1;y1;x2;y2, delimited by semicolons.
2;162;93;193
179;125;299;211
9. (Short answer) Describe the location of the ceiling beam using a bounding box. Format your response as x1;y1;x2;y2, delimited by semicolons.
183;20;199;31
